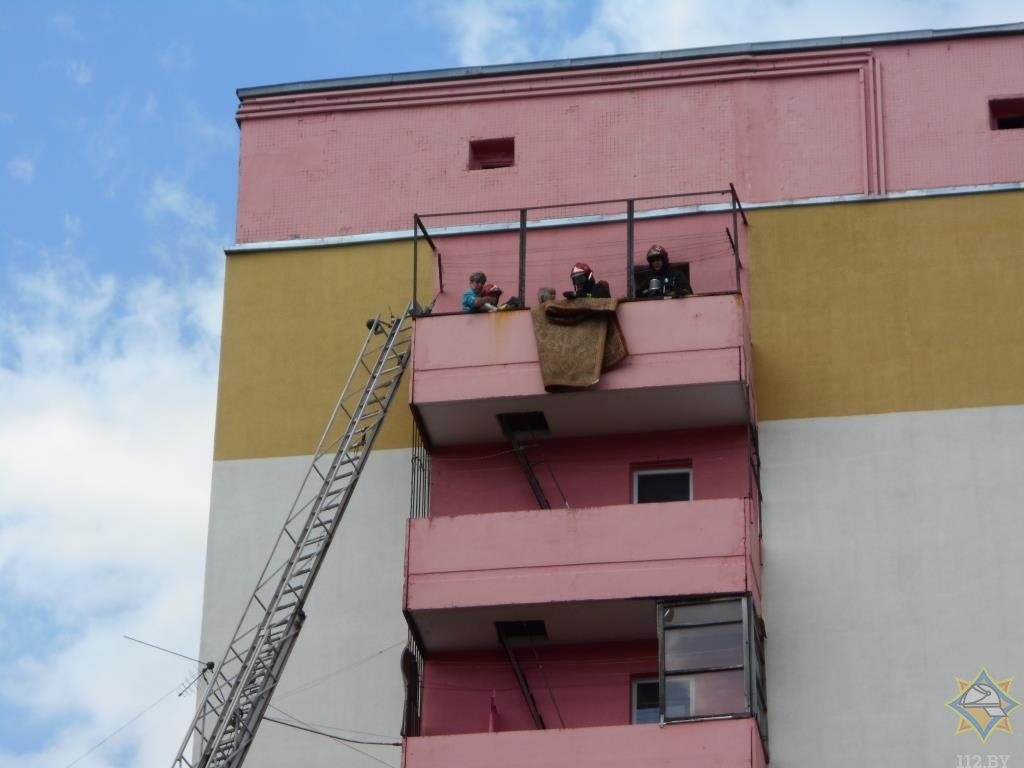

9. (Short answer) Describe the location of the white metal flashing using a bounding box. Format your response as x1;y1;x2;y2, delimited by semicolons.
225;182;1024;255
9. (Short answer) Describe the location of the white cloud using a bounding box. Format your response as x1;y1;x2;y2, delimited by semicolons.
83;96;131;197
559;0;1024;56
184;103;235;150
435;0;567;65
0;231;223;767
144;177;218;232
8;155;35;184
438;0;1024;65
142;92;158;119
63;213;81;242
67;59;93;86
0;113;14;125
51;13;79;36
158;41;195;72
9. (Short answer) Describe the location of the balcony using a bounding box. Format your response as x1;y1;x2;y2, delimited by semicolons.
405;497;762;652
411;293;751;446
404;718;766;768
409;188;751;448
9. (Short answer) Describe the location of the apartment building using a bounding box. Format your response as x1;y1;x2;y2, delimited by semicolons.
198;23;1024;768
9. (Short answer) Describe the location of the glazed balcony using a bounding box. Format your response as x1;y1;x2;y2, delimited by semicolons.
404;497;762;653
404;718;766;768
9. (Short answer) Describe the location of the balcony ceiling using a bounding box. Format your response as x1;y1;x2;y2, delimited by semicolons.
414;381;747;446
409;598;658;653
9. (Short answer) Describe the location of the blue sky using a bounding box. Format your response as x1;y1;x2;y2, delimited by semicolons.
1;2;1020;767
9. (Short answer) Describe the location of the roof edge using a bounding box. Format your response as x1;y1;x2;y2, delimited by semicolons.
237;22;1024;101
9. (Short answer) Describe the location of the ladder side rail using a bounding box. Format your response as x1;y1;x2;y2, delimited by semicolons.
200;318;411;759
179;313;392;751
203;310;414;764
173;306;414;768
215;611;305;768
216;316;413;768
276;317;414;610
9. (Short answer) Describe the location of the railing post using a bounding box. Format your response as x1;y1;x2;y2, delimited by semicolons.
731;191;740;292
412;215;419;306
626;199;635;298
728;183;749;294
518;209;527;304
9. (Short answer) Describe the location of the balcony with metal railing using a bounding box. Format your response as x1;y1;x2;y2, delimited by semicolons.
409;188;752;448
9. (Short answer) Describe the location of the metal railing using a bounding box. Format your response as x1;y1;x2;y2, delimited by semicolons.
413;185;746;313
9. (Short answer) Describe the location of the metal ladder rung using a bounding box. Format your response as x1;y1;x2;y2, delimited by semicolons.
272;601;297;614
174;305;416;768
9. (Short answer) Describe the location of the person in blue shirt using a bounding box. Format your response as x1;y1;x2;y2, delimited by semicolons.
462;271;498;312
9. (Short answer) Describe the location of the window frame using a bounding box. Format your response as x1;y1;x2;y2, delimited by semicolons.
632;466;693;504
631;676;662;724
656;594;767;747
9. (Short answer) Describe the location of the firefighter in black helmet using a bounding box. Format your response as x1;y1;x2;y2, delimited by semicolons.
638;244;692;298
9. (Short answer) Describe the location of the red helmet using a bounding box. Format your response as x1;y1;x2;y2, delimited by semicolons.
570;262;594;287
646;244;669;264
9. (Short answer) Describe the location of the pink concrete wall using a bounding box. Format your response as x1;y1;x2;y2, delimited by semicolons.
405;498;757;611
876;38;1024;192
430;426;748;515
420;640;656;735
411;294;747;406
404;717;763;768
237;37;1024;243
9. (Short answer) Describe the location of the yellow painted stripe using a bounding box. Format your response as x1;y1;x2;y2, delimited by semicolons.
215;241;432;461
750;191;1024;420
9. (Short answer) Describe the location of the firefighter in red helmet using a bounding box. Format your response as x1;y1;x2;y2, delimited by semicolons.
564;262;611;299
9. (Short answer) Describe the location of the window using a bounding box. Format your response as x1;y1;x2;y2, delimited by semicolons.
656;595;768;744
632;678;661;724
469;137;515;170
989;98;1024;130
633;467;692;504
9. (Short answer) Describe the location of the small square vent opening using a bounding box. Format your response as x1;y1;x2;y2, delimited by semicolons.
496;620;548;644
469;137;515;170
497;411;550;440
990;98;1024;130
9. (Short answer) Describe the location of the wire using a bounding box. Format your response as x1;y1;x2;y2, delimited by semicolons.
274;639;407;700
529;645;566;728
264;711;400;768
63;681;182;768
264;715;400;746
431;446;526;462
122;634;211;666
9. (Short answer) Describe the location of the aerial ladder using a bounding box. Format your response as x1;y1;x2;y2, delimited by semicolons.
172;302;418;768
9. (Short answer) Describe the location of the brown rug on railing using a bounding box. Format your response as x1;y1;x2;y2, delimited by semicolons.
531;298;628;392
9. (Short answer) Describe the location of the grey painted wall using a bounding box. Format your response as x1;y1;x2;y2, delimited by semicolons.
199;449;411;768
762;406;1024;765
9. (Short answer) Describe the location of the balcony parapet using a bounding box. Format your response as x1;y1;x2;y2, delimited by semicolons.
411;294;752;446
404;718;766;768
405;497;761;622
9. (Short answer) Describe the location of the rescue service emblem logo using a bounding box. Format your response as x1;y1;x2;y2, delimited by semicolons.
946;668;1019;742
